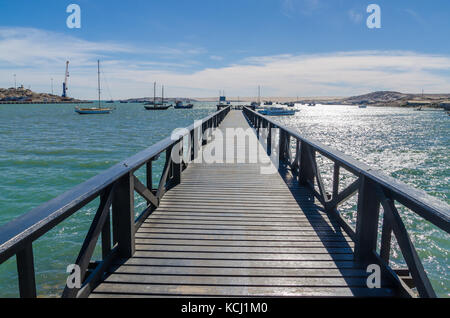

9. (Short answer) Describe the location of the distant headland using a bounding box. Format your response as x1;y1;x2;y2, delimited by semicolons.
0;87;91;104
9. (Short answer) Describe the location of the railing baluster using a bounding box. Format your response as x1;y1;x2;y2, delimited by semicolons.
172;139;182;186
16;243;36;298
332;162;340;200
380;211;392;264
190;130;195;161
101;213;111;260
146;160;153;204
355;175;381;263
112;173;135;258
299;142;315;186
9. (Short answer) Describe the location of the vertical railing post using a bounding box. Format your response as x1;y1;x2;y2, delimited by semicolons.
202;122;207;146
16;243;37;298
101;212;111;260
267;122;272;156
354;175;381;263
112;172;135;258
332;162;340;200
146;160;153;197
380;215;392;264
279;131;289;163
299;142;315;186
279;130;284;163
172;139;182;185
190;130;195;161
256;117;259;138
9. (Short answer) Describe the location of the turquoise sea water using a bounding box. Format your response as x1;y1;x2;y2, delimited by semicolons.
0;102;448;297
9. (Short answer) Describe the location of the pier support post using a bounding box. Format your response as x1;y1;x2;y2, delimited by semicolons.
112;172;135;258
354;175;380;263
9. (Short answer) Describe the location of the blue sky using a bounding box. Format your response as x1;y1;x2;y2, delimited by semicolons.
1;0;449;98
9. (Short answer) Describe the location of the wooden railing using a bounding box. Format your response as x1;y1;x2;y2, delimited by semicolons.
243;106;450;298
0;106;231;298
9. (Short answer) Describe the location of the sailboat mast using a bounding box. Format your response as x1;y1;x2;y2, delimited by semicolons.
162;85;164;104
154;82;156;105
97;60;101;109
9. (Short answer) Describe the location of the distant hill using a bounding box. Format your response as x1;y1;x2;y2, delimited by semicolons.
0;87;87;103
342;91;410;105
339;91;450;107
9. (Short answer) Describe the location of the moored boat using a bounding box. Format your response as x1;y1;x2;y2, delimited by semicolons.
144;104;171;110
258;107;297;116
144;83;172;110
75;107;112;114
74;60;113;115
174;100;194;109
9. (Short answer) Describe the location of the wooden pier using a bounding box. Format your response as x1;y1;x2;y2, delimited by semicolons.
0;107;448;298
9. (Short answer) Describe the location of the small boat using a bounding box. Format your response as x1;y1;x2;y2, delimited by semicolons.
75;60;113;115
120;101;128;104
358;105;367;108
258;107;297;116
144;104;171;110
414;107;422;111
307;103;316;107
217;94;228;108
75;107;112;114
174;101;194;109
105;100;114;104
286;102;295;107
144;83;172;110
264;101;273;106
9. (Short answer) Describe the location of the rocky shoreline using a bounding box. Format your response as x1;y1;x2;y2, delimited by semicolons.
0;87;90;104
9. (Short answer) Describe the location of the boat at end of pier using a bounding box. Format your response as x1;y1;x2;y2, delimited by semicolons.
258;107;298;116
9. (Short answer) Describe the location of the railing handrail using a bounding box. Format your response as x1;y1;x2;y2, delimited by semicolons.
243;107;450;234
0;106;231;264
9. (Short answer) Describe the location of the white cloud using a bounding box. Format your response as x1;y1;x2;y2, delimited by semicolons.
0;27;131;67
1;27;450;99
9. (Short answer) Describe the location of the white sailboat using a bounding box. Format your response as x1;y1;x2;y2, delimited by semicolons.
75;60;113;115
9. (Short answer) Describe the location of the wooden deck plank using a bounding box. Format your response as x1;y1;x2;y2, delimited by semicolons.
91;110;394;298
91;284;395;297
107;264;367;277
134;238;354;248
